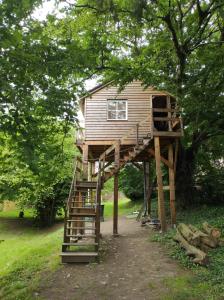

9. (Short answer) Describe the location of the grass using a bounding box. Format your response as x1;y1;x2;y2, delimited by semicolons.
0;209;63;300
151;205;224;300
102;198;142;218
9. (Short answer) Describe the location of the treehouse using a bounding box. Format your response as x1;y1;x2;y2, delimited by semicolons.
61;81;183;263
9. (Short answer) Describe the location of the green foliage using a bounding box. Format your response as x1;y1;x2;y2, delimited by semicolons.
151;206;224;299
119;164;144;201
0;211;62;300
0;126;77;226
103;198;141;217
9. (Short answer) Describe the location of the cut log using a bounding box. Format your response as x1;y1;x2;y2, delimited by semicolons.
177;223;200;247
173;229;209;266
202;222;221;239
188;224;218;248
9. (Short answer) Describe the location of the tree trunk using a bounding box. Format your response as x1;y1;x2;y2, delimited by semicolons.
36;198;56;227
175;143;196;207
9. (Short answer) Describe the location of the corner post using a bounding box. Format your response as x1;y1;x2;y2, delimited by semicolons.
154;137;167;232
168;143;176;226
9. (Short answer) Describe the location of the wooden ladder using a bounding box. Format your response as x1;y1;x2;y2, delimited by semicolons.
61;157;101;263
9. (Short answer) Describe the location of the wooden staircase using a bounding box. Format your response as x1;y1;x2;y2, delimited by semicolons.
61;116;153;263
61;158;101;263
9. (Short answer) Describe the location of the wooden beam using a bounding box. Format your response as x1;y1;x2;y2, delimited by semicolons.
113;172;119;235
82;144;88;179
113;141;120;235
153;131;183;137
168;144;176;226
148;148;173;169
154;137;167;232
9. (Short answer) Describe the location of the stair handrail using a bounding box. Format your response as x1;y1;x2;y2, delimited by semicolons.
99;114;152;162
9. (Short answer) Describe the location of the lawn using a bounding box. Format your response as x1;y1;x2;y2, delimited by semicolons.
0;199;140;300
102;198;142;218
0;209;63;300
151;205;224;300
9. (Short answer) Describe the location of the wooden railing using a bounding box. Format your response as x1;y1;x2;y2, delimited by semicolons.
99;114;152;162
152;107;183;135
63;156;83;243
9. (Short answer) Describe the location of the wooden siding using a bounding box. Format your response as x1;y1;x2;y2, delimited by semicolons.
84;81;166;142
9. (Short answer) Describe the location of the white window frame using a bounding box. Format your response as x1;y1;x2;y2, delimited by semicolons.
107;99;128;121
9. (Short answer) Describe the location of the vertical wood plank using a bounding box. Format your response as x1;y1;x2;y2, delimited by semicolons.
113;141;120;235
82;144;89;180
113;172;119;235
168;143;176;226
167;96;172;131
143;161;150;215
154;137;167;232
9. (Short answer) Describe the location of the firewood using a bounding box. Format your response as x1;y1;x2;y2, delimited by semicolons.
177;223;200;247
202;222;221;239
173;229;209;266
188;224;218;248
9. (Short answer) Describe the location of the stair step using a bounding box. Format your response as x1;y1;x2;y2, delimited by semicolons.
62;242;98;246
66;234;96;238
61;252;98;263
76;181;97;189
66;227;95;230
67;219;95;222
69;213;96;217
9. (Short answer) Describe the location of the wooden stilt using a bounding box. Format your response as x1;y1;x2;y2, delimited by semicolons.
143;161;150;215
168;143;176;226
113;141;120;235
113;172;119;235
154;137;167;232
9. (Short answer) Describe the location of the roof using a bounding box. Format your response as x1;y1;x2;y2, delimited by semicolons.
79;81;113;102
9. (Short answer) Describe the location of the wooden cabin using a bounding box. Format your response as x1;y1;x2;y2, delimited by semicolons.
61;81;183;263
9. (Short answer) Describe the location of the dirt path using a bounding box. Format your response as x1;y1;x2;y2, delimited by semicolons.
39;217;187;300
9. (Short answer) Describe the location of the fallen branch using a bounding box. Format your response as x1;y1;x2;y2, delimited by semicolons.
173;229;209;266
177;223;201;247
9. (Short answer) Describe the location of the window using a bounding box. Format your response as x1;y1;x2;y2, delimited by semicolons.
107;99;128;120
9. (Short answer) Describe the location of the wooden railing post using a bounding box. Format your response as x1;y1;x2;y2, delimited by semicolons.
167;96;172;132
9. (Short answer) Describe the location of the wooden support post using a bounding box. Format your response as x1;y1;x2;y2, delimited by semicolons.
143;161;150;215
154;137;167;232
82;144;88;180
168;143;176;226
113;141;120;236
113;172;119;236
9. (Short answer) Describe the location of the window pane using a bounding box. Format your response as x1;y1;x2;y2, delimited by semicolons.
117;101;126;110
108;110;116;119
108;101;116;110
117;110;126;120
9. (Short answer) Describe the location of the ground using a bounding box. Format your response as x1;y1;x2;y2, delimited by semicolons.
38;217;187;300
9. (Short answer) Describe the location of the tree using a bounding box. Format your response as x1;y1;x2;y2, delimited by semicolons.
55;0;224;205
119;164;144;201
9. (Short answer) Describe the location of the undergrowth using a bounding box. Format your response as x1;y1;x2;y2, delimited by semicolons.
151;205;224;300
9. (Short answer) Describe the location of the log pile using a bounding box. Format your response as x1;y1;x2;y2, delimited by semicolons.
173;222;223;266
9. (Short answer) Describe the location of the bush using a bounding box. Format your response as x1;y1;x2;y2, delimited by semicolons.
119;163;144;201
